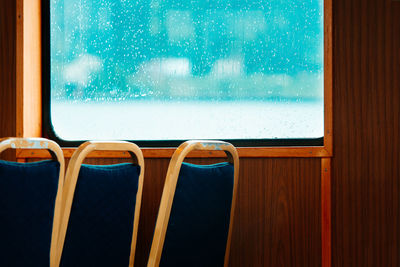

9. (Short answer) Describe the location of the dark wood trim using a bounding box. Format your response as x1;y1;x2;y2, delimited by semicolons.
321;158;331;267
324;0;333;156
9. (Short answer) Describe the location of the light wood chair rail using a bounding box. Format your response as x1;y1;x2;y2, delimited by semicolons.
0;137;65;267
147;140;239;267
55;141;145;267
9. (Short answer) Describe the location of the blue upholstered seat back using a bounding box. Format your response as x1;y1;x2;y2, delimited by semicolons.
160;162;234;267
0;160;60;267
60;163;140;267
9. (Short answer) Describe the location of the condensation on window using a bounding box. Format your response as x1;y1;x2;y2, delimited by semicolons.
50;0;324;141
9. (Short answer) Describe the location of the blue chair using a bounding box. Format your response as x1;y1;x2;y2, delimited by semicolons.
147;140;239;267
56;141;144;267
0;137;65;267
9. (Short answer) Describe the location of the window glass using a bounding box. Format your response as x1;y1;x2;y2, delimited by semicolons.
50;0;323;142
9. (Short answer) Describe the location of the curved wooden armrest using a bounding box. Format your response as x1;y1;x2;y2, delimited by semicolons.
55;141;144;267
148;140;239;267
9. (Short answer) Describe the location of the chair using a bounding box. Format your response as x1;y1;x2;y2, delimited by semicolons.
56;141;144;267
147;140;239;267
0;137;65;267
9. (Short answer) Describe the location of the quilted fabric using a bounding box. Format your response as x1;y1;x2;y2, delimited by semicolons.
0;160;60;267
60;163;140;267
160;162;234;267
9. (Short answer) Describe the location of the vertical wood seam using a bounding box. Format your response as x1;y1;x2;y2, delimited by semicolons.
16;0;23;137
322;158;331;267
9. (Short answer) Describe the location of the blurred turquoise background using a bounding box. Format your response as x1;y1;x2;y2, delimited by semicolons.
50;0;323;102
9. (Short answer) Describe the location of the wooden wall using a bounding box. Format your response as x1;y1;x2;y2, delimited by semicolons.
332;0;400;266
0;1;16;160
134;157;322;267
1;0;399;266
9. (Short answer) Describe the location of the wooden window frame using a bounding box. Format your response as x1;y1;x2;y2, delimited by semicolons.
16;0;332;159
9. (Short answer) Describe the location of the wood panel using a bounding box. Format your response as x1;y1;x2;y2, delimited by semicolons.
132;157;322;267
134;157;321;267
0;1;17;160
228;158;321;267
332;0;400;266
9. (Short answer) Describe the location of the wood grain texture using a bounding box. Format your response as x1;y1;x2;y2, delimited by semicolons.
0;1;17;160
228;158;321;267
332;0;400;266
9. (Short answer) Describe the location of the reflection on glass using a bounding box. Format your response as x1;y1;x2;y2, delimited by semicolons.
50;0;324;141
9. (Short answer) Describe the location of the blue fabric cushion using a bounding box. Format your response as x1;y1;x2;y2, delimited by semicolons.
0;160;60;267
160;162;234;267
60;163;140;267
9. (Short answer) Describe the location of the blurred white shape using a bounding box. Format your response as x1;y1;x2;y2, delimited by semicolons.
210;57;244;78
138;57;191;77
63;54;102;86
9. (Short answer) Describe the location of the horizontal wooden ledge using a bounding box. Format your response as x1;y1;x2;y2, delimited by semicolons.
16;146;332;159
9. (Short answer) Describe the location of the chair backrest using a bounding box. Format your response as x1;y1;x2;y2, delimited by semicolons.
0;137;65;267
56;141;144;267
147;140;239;267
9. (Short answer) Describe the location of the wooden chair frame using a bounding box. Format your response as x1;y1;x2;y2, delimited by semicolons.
55;141;144;267
147;140;239;267
0;137;65;267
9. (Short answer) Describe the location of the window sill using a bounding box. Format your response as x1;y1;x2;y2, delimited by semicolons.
16;146;331;159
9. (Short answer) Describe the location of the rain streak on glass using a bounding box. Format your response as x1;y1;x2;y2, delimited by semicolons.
50;0;324;141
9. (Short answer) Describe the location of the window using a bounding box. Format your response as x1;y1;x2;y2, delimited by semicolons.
44;0;324;146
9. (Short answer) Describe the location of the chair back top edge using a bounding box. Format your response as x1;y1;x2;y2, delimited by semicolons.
69;141;144;168
0;137;64;164
173;140;239;166
0;137;65;181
